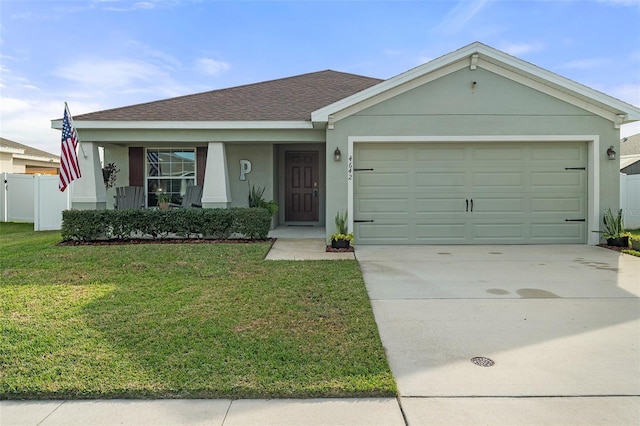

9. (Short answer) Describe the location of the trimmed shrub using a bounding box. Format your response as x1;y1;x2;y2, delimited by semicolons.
61;208;271;242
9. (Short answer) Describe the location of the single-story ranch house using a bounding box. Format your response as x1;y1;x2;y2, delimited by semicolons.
52;42;640;245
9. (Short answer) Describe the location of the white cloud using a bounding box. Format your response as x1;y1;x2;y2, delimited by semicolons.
0;98;84;155
53;58;170;90
0;97;31;115
435;0;490;34
194;58;231;76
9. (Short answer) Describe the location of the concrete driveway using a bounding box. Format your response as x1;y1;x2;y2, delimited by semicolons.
356;245;640;425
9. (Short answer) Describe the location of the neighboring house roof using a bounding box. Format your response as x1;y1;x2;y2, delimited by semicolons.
621;133;640;156
620;154;640;170
73;70;383;122
312;42;640;127
0;137;59;162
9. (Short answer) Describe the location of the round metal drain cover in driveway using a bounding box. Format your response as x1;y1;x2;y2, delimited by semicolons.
471;356;495;367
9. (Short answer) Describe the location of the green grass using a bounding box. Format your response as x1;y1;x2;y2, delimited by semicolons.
0;223;396;399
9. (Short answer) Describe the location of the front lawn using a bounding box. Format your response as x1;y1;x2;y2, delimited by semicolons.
0;223;396;399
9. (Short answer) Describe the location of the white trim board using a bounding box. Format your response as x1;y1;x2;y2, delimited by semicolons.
347;135;600;245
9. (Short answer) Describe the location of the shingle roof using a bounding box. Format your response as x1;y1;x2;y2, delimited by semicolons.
0;137;59;160
75;70;383;122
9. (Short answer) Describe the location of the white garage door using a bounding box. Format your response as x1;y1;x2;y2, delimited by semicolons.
353;142;587;244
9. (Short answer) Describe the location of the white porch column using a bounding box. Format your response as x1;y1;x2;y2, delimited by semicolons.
71;142;107;210
201;142;231;208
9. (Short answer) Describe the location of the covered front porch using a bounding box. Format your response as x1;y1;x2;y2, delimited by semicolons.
72;142;328;231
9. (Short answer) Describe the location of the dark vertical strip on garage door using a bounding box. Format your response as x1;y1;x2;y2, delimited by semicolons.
129;147;144;187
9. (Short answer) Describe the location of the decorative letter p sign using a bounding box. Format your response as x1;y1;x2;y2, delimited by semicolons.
239;159;252;181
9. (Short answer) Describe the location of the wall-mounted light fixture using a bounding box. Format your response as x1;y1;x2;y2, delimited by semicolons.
606;146;616;160
334;147;342;161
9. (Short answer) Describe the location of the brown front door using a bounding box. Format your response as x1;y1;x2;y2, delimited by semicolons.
285;151;319;222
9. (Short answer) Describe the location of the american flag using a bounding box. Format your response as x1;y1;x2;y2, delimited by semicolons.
59;103;81;192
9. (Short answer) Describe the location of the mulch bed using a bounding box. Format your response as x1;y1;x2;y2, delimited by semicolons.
597;244;633;253
325;245;355;253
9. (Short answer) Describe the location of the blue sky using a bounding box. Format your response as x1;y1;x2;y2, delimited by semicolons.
1;0;640;155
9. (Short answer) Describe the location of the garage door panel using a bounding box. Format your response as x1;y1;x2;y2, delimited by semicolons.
472;171;523;188
415;146;466;161
531;222;585;241
357;172;408;190
357;198;409;214
472;146;524;161
471;197;524;213
415;172;466;189
531;197;585;214
358;147;408;161
416;223;467;241
531;171;585;190
471;223;524;240
531;145;584;161
416;198;467;214
358;223;409;242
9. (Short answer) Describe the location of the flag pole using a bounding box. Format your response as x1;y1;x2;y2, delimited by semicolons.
65;102;87;158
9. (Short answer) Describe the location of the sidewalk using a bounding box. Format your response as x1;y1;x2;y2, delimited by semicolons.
0;398;405;426
5;396;638;425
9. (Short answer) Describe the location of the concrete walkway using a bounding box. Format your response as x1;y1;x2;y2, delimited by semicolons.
3;242;639;425
265;227;354;260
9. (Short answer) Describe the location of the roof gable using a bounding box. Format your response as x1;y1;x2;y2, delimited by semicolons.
312;42;640;127
73;70;383;122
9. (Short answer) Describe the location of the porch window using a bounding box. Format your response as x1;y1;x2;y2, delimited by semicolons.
146;148;196;207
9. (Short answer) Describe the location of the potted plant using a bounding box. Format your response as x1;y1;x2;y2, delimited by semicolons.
330;210;354;249
598;208;629;247
157;191;172;210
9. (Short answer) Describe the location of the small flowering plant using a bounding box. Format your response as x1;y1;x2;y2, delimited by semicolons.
330;232;354;243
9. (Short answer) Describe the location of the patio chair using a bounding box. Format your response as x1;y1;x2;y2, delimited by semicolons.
170;185;203;208
114;186;145;209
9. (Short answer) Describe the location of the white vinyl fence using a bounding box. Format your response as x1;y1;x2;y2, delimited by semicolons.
1;173;71;231
621;173;640;229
